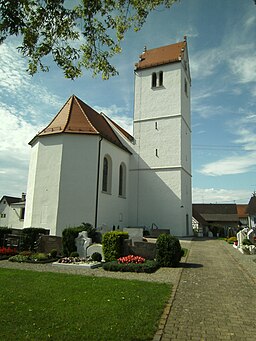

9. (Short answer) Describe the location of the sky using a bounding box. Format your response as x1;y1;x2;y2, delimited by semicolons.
0;0;256;204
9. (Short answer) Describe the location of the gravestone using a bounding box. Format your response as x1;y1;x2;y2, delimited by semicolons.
86;243;104;261
247;229;255;243
123;227;143;245
237;228;248;249
75;231;92;258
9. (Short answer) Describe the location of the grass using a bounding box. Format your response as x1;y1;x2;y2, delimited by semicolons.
0;268;171;341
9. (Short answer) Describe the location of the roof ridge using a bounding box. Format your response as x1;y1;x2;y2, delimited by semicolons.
74;96;99;134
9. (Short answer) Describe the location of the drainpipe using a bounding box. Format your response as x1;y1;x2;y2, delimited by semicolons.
95;137;103;228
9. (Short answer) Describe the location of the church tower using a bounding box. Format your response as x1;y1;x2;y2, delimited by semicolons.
129;38;192;236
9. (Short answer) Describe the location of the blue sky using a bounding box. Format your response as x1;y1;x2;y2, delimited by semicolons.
0;0;255;204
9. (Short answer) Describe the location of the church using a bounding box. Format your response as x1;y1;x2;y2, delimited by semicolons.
24;38;192;237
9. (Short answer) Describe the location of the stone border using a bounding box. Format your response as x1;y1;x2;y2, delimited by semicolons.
52;261;102;269
153;246;190;341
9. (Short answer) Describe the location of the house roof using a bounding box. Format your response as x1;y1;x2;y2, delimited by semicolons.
30;95;132;153
192;207;207;225
192;204;239;223
247;194;256;215
236;204;248;218
135;39;187;70
0;196;22;205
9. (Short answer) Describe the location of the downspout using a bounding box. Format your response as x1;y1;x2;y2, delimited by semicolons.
95;137;103;228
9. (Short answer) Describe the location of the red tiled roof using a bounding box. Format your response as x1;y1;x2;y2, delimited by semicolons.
236;204;248;218
135;40;187;70
30;95;131;153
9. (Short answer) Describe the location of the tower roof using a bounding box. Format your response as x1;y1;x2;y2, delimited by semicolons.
135;39;187;70
30;95;133;152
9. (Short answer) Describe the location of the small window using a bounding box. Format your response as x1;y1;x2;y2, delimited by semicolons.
20;208;25;220
118;163;126;197
1;213;6;218
155;149;158;157
155;121;158;130
102;155;112;193
184;78;188;96
159;71;163;86
152;72;157;87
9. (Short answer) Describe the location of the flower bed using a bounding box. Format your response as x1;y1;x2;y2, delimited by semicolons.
103;259;159;273
8;252;57;264
53;257;102;269
0;247;18;260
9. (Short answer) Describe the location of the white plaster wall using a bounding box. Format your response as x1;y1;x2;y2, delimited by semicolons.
24;141;39;228
134;63;181;122
7;206;24;228
55;134;99;236
131;59;192;236
129;169;189;235
0;202;9;227
24;135;63;235
97;139;130;230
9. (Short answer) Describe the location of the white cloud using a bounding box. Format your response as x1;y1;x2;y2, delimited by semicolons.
228;54;256;84
199;152;256;176
193;187;251;204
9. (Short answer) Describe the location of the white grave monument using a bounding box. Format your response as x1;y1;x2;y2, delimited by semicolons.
75;231;92;258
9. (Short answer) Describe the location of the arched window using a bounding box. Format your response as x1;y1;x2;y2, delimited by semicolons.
159;71;163;86
118;163;126;197
102;155;112;193
152;72;157;88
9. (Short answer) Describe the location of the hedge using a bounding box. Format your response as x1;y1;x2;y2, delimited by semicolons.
102;231;128;262
102;260;159;273
156;234;182;267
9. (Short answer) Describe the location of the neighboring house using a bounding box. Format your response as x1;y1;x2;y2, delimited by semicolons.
236;204;249;228
192;207;208;236
192;204;239;236
0;194;26;229
24;38;193;237
247;193;256;228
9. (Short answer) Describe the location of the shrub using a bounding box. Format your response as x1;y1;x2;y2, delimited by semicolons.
0;227;11;247
62;226;85;256
31;253;48;261
102;231;129;262
227;236;237;244
19;250;33;257
21;228;48;251
103;260;159;273
50;249;58;258
242;238;253;246
70;251;79;257
156;234;182;267
9;254;29;262
91;252;102;262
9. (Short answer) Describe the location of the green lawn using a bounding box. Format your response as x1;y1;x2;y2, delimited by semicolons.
0;268;171;341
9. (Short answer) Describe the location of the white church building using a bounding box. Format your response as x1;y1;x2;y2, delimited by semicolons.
24;38;192;237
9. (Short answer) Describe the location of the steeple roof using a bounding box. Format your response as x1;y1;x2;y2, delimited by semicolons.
30;95;132;152
135;39;187;70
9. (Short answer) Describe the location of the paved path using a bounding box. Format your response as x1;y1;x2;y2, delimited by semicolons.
159;239;256;341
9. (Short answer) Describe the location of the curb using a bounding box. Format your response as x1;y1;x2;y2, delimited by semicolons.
152;246;191;341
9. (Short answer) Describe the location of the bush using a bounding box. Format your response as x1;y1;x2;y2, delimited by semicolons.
62;223;97;256
21;228;48;251
242;238;253;246
50;249;58;258
227;236;237;244
9;254;29;262
91;252;102;262
103;260;159;273
30;253;48;261
62;226;86;256
102;231;129;262
70;251;79;257
156;234;182;267
0;227;11;247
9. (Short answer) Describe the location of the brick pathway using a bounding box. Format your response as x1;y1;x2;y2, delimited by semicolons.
159;239;256;341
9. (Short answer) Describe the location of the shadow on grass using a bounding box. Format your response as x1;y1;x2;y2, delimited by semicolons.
179;262;203;268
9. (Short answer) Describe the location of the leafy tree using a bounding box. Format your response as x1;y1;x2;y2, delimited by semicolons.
0;0;178;79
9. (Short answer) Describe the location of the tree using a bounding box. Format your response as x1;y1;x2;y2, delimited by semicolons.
0;0;178;79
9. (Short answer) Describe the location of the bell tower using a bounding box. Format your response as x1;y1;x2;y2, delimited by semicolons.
129;37;192;236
